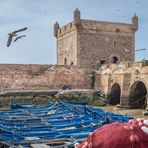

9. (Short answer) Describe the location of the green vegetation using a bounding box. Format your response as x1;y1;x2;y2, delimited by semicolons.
58;95;91;105
91;99;106;106
0;93;106;110
0;96;54;109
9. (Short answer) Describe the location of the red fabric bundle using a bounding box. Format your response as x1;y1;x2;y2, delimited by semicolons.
78;119;148;148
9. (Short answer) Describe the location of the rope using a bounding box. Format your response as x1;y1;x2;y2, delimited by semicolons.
130;94;147;106
142;96;147;109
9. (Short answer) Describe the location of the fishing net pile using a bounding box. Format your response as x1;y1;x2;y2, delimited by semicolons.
78;118;148;148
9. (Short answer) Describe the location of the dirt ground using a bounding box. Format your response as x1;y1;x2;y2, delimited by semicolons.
99;105;148;119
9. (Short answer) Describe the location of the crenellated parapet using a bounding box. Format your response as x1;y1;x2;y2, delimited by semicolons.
54;22;76;38
54;8;82;38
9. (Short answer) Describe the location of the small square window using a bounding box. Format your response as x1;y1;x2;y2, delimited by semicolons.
116;28;120;32
100;60;105;65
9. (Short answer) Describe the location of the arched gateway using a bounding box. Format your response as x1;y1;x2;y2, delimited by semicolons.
109;83;121;105
128;81;147;108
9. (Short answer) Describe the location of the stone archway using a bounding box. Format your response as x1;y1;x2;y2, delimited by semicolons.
109;54;120;64
109;83;121;105
112;56;119;64
128;81;147;108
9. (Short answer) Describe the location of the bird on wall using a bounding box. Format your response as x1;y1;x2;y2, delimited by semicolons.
14;35;26;42
7;27;27;47
124;47;130;52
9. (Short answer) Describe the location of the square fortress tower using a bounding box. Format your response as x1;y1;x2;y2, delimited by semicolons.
54;8;138;69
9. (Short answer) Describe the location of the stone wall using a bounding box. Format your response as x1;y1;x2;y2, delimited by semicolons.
0;64;50;75
0;64;91;93
77;19;135;69
95;61;148;108
56;22;78;66
57;29;77;65
0;61;147;109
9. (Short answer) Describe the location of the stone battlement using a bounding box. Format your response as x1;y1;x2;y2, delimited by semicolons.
81;19;134;34
56;18;134;38
57;22;76;37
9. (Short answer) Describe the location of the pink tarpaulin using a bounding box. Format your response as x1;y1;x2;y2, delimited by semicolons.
78;119;148;148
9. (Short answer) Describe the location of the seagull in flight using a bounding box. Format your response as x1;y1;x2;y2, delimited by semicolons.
14;35;26;42
124;47;146;53
7;27;27;47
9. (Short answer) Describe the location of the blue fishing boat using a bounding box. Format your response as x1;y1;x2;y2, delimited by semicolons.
10;102;36;110
0;133;25;142
0;101;133;147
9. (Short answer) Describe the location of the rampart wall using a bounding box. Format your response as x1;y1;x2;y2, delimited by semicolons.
0;64;91;93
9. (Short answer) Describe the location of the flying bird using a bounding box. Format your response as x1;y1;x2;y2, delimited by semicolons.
7;27;27;47
124;47;146;53
135;48;146;52
14;35;26;42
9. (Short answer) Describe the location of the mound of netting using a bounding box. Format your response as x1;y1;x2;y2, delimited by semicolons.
77;118;148;148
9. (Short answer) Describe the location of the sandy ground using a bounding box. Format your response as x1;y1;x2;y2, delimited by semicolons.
99;105;148;119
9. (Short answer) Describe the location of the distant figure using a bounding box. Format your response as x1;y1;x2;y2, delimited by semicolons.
62;85;71;90
7;27;27;47
14;35;26;42
96;60;101;70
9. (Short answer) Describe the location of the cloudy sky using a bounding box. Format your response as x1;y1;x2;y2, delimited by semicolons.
0;0;147;64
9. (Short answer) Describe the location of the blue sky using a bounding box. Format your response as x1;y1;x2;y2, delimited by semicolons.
0;0;147;64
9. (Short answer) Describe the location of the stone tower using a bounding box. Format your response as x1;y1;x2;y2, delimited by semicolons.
54;9;138;69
